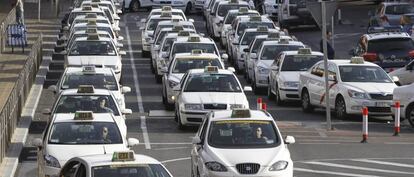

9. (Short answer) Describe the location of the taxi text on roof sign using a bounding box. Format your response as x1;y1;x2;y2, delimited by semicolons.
257;26;268;32
82;66;96;74
205;66;219;73
249;16;262;21
85;13;97;19
172;25;184;31
172;18;180;22
82;6;93;11
87;19;97;26
91;4;99;8
87;34;100;40
230;0;239;4
231;109;251;118
74;111;94;120
160;12;172;17
162;6;172;11
268;32;280;39
188;36;200;42
279;38;290;44
112;151;135;162
178;31;190;36
298;48;312;55
191;49;203;55
86;28;98;34
91;0;101;3
239;7;248;13
77;85;95;93
350;57;364;64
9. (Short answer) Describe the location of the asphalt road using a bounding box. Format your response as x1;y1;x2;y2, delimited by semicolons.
15;2;414;177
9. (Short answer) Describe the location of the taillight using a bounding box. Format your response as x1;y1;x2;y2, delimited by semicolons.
363;53;377;62
408;50;414;58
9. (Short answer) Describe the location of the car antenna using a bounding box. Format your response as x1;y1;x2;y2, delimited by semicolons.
103;145;107;154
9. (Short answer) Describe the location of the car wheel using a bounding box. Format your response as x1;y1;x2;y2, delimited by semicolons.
301;90;314;113
275;86;284;106
163;88;174;110
174;108;179;122
142;50;150;57
185;2;192;14
335;96;347;119
130;0;140;12
155;74;162;83
178;112;186;130
267;83;275;100
407;104;414;127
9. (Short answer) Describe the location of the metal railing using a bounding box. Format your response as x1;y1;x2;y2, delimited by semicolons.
0;6;16;53
0;34;42;164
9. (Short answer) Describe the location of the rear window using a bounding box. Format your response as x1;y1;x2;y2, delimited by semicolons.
367;38;414;53
385;4;414;15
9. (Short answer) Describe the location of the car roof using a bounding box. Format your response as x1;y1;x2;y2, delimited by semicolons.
73;22;112;28
210;109;274;121
60;88;112;95
242;28;280;34
74;153;162;167
64;67;114;75
175;36;214;43
188;68;233;75
282;51;323;56
218;0;249;6
148;14;184;20
74;36;113;42
237;16;273;23
174;53;220;59
328;59;379;67
158;20;194;26
365;32;411;40
52;113;116;123
261;40;304;46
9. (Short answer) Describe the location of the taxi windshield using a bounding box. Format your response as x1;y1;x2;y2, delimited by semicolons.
240;31;269;45
147;19;169;31
339;66;393;83
385;4;414;15
237;22;274;35
62;73;118;90
218;5;250;17
48;122;122;144
281;55;323;71
251;38;266;53
161;38;175;52
92;164;171;177
69;41;116;56
54;95;120;116
172;43;217;55
71;27;114;39
208;120;280;148
224;12;257;24
260;45;303;60
172;58;222;73
184;74;242;92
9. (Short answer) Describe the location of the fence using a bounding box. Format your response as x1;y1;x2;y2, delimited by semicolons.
0;34;42;164
0;6;16;53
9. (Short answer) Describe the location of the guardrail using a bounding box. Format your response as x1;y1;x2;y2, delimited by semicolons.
0;34;42;164
0;6;16;53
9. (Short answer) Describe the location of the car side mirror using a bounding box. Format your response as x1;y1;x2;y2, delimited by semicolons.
162;53;169;58
227;67;235;73
173;85;181;91
122;109;132;115
160;67;168;73
392;76;401;86
121;86;131;93
42;108;51;115
32;138;43;148
271;66;279;71
189;18;195;23
127;138;140;147
48;85;57;93
328;75;337;82
284;136;295;144
221;53;228;61
243;48;249;52
154;46;160;51
250;53;257;59
192;136;202;144
119;51;127;55
243;86;253;92
61;50;67;55
118;36;124;41
139;26;145;30
117;43;124;48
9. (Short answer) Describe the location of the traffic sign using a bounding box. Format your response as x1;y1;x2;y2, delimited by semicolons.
307;0;338;28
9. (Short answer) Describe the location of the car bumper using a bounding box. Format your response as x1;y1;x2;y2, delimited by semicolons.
279;88;300;101
179;110;207;125
202;166;293;177
255;74;269;87
346;99;393;115
142;41;151;51
166;87;178;104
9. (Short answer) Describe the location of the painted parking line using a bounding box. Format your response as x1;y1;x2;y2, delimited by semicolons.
302;161;414;175
294;167;381;177
351;159;414;168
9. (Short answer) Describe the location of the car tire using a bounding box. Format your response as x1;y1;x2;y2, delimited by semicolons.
275;86;284;106
177;110;186;130
407;104;414;127
301;89;314;113
267;83;275;100
335;96;348;119
155;74;162;83
130;0;140;12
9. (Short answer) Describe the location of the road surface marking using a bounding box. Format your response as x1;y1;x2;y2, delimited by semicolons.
153;147;190;151
294;167;381;177
303;161;414;175
161;157;191;164
352;159;414;168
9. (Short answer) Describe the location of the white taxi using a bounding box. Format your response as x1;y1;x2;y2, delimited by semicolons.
168;35;225;62
140;12;184;57
65;6;106;27
58;151;173;177
393;82;414;127
162;50;226;109
220;8;259;46
49;66;131;109
64;34;126;81
32;111;139;177
146;6;188;21
268;48;323;105
175;66;251;129
251;39;305;92
299;57;398;119
389;60;414;85
191;109;295;177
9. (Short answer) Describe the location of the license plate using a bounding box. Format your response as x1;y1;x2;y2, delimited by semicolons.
376;102;391;107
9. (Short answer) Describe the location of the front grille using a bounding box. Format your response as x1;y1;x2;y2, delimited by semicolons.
236;163;260;174
204;104;227;110
160;1;171;4
187;118;202;122
367;107;392;113
370;94;393;100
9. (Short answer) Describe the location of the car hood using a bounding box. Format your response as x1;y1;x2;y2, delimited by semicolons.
342;82;397;94
279;71;301;82
169;73;185;82
205;145;287;167
182;92;248;106
67;56;119;66
46;144;128;166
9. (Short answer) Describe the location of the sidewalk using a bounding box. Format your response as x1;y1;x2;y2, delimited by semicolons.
0;0;72;177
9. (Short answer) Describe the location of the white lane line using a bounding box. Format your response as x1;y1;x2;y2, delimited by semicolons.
125;16;151;149
298;143;340;145
161;157;191;164
294;167;381;177
303;161;414;175
385;142;414;145
352;159;414;168
153;146;190;151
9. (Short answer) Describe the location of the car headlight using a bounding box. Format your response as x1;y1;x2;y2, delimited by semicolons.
348;89;368;99
283;81;299;88
257;66;269;74
269;161;288;171
230;104;244;109
205;162;228;172
184;104;203;110
44;154;61;168
168;79;179;88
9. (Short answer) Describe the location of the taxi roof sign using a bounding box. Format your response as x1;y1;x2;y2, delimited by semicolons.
178;31;190;36
87;34;100;40
350;57;364;64
188;36;200;42
77;85;95;93
231;109;251;118
278;38;290;44
91;4;99;8
74;111;94;120
86;28;98;34
91;0;101;2
160;12;172;17
162;6;172;11
205;66;219;73
249;16;262;22
87;19;97;26
268;32;280;39
82;6;93;11
112;151;135;162
172;18;180;22
85;13;97;19
172;25;184;31
298;48;312;55
257;26;268;32
82;66;96;73
229;0;239;3
191;49;203;55
239;7;249;13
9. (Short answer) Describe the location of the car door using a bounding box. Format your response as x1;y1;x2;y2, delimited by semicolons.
308;62;325;106
191;116;209;175
398;61;414;85
327;63;339;109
